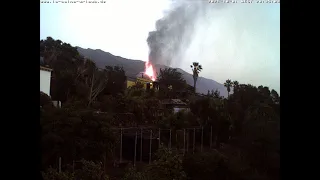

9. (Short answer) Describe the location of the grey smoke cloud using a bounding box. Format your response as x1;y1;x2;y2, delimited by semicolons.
147;0;280;92
147;0;198;66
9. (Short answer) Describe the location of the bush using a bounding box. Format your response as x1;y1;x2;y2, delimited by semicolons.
40;91;53;108
42;167;74;180
183;151;231;180
75;159;109;180
41;107;116;168
42;159;109;180
122;166;146;180
122;147;187;180
147;147;187;180
158;110;195;130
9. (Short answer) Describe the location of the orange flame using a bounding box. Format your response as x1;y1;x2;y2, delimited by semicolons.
145;60;156;81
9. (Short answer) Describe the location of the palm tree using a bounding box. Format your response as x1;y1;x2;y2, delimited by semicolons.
190;62;203;93
224;79;233;99
233;80;239;93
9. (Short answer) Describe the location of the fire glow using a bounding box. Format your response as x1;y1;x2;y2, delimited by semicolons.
144;60;156;81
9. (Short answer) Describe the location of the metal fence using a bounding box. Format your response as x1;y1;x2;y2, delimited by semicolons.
52;126;222;174
111;126;217;166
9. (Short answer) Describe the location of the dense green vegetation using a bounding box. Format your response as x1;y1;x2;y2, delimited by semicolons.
40;37;280;180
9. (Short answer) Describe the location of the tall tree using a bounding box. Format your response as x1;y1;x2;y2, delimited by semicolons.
103;66;127;95
40;37;86;102
233;80;239;93
224;79;233;99
211;89;222;99
157;68;186;98
207;89;222;99
75;59;108;107
87;70;108;107
190;62;203;93
270;89;280;104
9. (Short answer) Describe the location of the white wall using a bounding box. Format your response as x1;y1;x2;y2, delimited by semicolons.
40;69;51;96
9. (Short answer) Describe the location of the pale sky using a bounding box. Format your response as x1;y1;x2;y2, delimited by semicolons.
40;0;280;93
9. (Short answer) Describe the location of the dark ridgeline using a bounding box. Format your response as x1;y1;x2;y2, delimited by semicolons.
77;47;228;97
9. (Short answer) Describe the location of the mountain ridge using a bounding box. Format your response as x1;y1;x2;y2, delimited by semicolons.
77;47;228;97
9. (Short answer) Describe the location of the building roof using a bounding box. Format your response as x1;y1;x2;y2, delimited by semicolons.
127;76;136;81
137;77;153;84
40;66;53;72
127;76;154;84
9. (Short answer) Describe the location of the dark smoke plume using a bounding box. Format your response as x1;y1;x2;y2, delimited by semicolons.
147;1;200;67
147;0;226;67
147;0;280;92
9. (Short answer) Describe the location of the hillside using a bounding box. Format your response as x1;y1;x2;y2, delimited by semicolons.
77;47;228;97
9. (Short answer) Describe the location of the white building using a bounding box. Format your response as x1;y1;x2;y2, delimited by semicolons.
40;66;52;96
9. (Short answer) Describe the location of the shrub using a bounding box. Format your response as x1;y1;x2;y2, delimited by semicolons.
42;159;109;180
75;159;109;180
40;91;53;108
122;166;146;180
183;151;231;180
123;147;187;180
42;167;74;180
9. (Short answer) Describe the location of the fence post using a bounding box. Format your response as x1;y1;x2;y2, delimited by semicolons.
149;130;152;164
120;128;123;163
193;128;196;153
183;129;186;155
176;131;178;150
201;126;203;152
58;157;61;173
104;153;106;173
186;129;189;153
229;125;232;140
72;160;75;173
158;128;161;148
210;126;213;149
140;128;143;162
169;129;172;149
134;131;137;167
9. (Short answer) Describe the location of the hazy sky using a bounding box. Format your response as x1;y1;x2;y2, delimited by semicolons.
40;0;280;93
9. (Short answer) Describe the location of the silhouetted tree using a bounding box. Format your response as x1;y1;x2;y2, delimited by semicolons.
103;66;127;96
190;62;202;93
224;79;233;99
233;80;239;93
157;68;186;98
270;89;280;104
